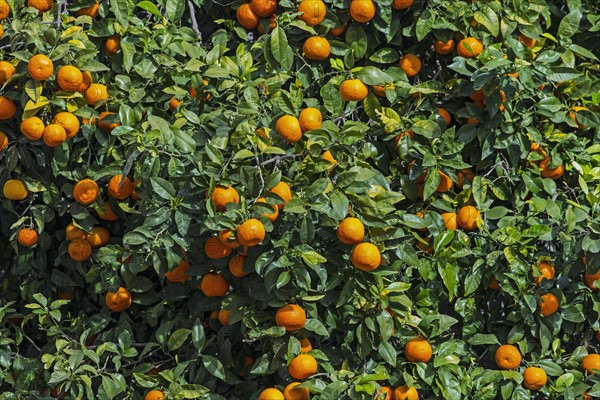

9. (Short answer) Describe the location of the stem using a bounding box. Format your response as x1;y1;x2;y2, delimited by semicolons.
187;0;202;40
56;0;68;27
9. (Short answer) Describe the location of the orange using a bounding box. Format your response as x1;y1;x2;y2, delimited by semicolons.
218;229;241;248
336;217;365;245
218;309;230;325
52;112;80;138
518;33;536;49
467;117;480;125
237;4;259;29
200;273;229;297
283;382;309;400
256;197;279;221
438;108;452;126
130;181;140;201
28;0;52;12
351;242;381;271
56;66;83;91
349;0;375;23
85;83;109;106
258;388;284;400
211;185;240;211
498;89;507;112
392;386;418;400
105;287;132;312
376;386;392;400
97;111;120;132
297;0;326;26
237;219;265;247
0;131;6;151
20;117;45;140
393;130;414;149
404;337;432;363
28;54;53;80
57;287;76;300
470;89;485;105
42;124;67;147
538;293;559;317
539;158;564;180
86;227;109;248
300;338;312;353
68;238;92;261
533;261;554;285
322;150;337;169
457;205;480;231
144;390;165;400
0;25;3;38
457;37;483;58
436;170;453;192
276;304;306;331
270;181;292;209
205;236;233;259
169;98;181;111
582;354;600;374
3;179;28;200
288;354;317;380
523;367;546;390
399;54;421;78
276;115;303;143
569;106;588;129
250;0;276;17
303;36;330;61
434;39;455;54
495;344;521;370
372;84;395;98
339;79;368;101
73;179;99;205
584;267;600;291
0;61;15;84
229;254;249;277
17;228;38;247
0;96;16;120
330;23;347;37
65;223;86;241
441;212;457;230
97;201;118;221
105;35;120;56
0;0;8;19
107;175;133;200
165;260;190;282
256;127;269;138
76;71;93;93
392;0;413;9
77;2;99;17
257;14;277;35
456;168;474;189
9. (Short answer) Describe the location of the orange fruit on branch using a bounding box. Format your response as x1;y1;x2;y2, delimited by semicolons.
258;388;284;400
297;0;326;26
28;0;53;13
392;0;413;9
539;157;564;180
376;386;392;400
582;354;600;375
42;124;67;147
76;71;93;93
392;386;418;400
283;382;309;400
298;107;323;132
237;218;265;247
336;217;365;245
52;112;80;138
105;287;132;312
76;2;99;17
97;201;118;221
457;205;480;231
165;260;190;282
276;115;303;143
85;83;109;106
97;111;120;133
0;96;16;120
457;37;483;58
256;197;279;221
3;179;28;200
218;229;241;248
438;108;452;126
518;33;536;49
522;367;546;390
339;79;368;102
441;212;457;230
456;168;474;189
269;181;292;209
200;273;229;297
434;39;455;54
250;0;276;17
229;254;249;277
532;261;554;285
65;223;86;241
0;131;6;151
211;185;240;211
303;36;330;61
538;293;559;317
107;175;133;200
404;337;432;363
495;344;521;370
73;179;99;205
275;304;306;331
237;4;259;29
17;228;38;247
584;267;600;291
351;242;381;271
349;0;375;23
300;338;312;353
0;0;9;19
288;354;317;380
105;35;121;56
144;390;165;400
205;236;232;259
0;60;15;84
28;54;53;80
20;117;45;140
86;227;109;248
68;238;92;261
399;54;421;77
57;66;83;91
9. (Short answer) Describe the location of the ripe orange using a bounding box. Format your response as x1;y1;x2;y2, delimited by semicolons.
57;66;83;91
0;131;6;151
300;338;312;353
270;181;292;209
257;14;277;35
250;0;276;17
456;168;474;189
392;386;418;400
144;390;165;400
539;158;564;180
0;96;16;120
76;71;93;93
28;0;53;13
569;106;588;129
438;108;452;126
336;217;365;245
351;242;381;271
436;170;453;192
288;354;318;380
218;229;241;248
105;35;121;55
495;344;521;370
276;115;303;143
303;36;330;61
205;236;233;259
237;4;259;29
457;205;480;231
42;124;67;147
283;382;309;400
73;179;99;205
376;386;392;400
212;185;240;211
399;54;421;77
322;150;337;169
77;2;99;17
165;260;190;282
441;212;457;230
130;181;140;201
97;111;120;132
518;33;536;49
52;112;80;138
538;293;559;317
97;201;118;221
330;23;347;37
392;130;414;149
457;37;483;58
275;304;306;331
68;238;92;261
339;79;368;101
256;197;279;221
65;223;86;241
533;261;554;285
107;175;133;200
28;54;54;80
3;179;28;200
0;0;8;19
105;287;132;312
17;228;38;247
168;98;181;111
0;60;15;84
20;116;45;140
434;39;455;54
218;309;230;325
237;219;265;247
200;273;229;297
297;0;326;26
229;254;249;277
404;337;432;363
85;83;109;106
521;367;546;390
349;0;375;23
582;354;600;374
584;267;600;291
258;388;284;400
86;227;109;248
392;0;413;9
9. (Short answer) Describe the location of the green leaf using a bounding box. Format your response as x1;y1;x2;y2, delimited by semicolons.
168;328;191;351
558;10;581;38
474;5;499;37
202;355;226;380
165;0;185;23
150;177;176;200
269;26;289;64
136;1;161;17
356;66;393;85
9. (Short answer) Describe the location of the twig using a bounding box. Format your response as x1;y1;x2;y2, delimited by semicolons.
187;0;202;41
261;154;301;166
56;0;68;27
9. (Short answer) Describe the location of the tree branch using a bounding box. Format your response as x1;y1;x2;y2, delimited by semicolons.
56;0;68;27
187;0;202;41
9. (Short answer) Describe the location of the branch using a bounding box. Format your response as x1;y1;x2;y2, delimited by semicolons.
187;0;202;41
261;154;302;166
55;0;68;27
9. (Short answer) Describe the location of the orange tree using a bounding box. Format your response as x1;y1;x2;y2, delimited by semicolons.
0;0;600;398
